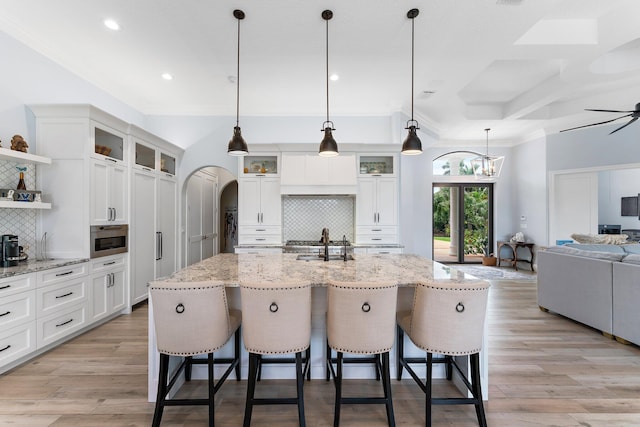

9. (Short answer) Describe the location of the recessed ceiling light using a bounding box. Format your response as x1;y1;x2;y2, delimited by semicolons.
329;74;339;81
104;19;120;31
161;73;173;81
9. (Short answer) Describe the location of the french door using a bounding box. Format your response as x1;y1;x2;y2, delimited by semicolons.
432;183;494;264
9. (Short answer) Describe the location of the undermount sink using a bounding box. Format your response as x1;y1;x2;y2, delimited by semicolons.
296;254;354;261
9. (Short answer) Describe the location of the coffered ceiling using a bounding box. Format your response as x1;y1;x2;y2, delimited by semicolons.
1;0;640;146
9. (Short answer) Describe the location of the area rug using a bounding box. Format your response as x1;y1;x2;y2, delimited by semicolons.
450;264;537;281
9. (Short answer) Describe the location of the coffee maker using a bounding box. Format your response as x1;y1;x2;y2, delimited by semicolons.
1;235;19;267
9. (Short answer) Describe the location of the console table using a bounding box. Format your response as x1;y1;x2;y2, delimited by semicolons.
497;241;535;271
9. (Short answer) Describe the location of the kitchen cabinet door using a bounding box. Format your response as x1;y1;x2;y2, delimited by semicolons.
376;178;398;226
131;169;156;305
238;178;262;226
90;265;126;322
90;159;128;225
356;178;377;226
259;177;281;226
157;176;177;278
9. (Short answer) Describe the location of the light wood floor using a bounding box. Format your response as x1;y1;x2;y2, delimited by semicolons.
2;280;640;426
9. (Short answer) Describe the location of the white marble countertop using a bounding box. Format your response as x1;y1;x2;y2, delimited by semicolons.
157;253;486;287
0;258;89;280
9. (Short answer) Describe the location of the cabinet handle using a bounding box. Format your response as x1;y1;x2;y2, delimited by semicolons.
159;232;163;260
55;292;73;299
0;285;10;290
55;319;73;327
0;311;10;317
0;345;10;353
260;213;263;223
372;238;382;241
55;271;74;277
142;167;152;172
111;272;115;287
155;232;161;261
372;229;382;232
256;229;266;232
105;157;117;163
112;208;117;221
103;261;116;266
256;238;266;241
257;213;260;223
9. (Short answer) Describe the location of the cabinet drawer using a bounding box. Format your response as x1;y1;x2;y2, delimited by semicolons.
238;225;282;235
366;247;403;254
90;254;127;274
356;226;398;235
37;278;88;317
356;235;398;244
238;235;282;245
0;274;35;298
0;322;36;368
38;263;88;287
37;304;87;349
235;247;283;254
0;290;36;330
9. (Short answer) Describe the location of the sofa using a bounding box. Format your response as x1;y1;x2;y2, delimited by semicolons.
537;243;640;346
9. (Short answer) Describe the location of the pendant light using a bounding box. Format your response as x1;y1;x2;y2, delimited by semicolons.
471;128;504;179
401;8;422;155
228;9;249;156
319;9;338;157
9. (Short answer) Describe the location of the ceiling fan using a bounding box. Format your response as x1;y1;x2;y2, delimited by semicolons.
560;102;640;134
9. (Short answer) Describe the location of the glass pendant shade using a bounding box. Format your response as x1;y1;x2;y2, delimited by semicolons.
227;126;248;156
319;126;339;157
471;154;504;179
401;124;422;155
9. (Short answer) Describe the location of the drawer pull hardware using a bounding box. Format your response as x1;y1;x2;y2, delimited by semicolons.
372;229;382;232
256;229;266;232
56;292;73;299
372;238;382;241
55;318;73;327
0;345;10;353
0;285;10;290
56;271;74;277
0;311;10;317
362;302;371;313
256;238;266;241
103;261;116;266
269;302;279;313
456;302;465;313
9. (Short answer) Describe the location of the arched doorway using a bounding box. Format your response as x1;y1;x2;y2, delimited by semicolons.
183;166;237;266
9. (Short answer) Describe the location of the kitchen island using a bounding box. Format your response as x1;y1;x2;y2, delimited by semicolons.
148;253;490;400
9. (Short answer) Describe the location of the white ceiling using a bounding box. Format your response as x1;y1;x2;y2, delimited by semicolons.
2;0;640;146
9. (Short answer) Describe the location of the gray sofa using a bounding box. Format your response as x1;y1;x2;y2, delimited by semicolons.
537;243;640;346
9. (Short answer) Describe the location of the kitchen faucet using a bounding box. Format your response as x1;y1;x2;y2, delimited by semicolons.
321;228;329;261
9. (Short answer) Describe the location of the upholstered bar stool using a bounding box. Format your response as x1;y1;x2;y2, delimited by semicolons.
149;280;241;427
326;280;398;427
240;281;312;427
396;281;490;427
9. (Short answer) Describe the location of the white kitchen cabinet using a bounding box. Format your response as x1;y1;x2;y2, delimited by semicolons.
234;247;283;254
239;177;281;227
156;175;177;278
90;159;128;224
356;176;398;244
90;255;127;322
238;176;282;245
0;274;36;371
130;129;181;303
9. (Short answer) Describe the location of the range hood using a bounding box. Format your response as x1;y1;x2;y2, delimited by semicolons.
280;153;357;195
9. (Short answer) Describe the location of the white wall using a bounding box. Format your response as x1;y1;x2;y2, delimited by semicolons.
512;135;547;246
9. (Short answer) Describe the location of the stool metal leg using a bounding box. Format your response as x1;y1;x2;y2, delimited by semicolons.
381;352;396;427
426;352;433;427
152;353;169;427
234;327;241;381
334;351;343;427
185;355;193;381
296;351;307;427
208;353;214;427
396;325;404;380
243;353;259;427
470;353;487;427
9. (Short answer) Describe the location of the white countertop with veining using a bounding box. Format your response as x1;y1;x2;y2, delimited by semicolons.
157;253;486;287
0;258;89;280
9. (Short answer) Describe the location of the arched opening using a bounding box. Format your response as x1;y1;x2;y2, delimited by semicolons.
182;166;237;266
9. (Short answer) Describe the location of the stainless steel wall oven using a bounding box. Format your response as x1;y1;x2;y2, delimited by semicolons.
90;224;128;258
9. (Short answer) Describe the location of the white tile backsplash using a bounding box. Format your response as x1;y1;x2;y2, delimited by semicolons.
0;159;38;258
283;196;354;242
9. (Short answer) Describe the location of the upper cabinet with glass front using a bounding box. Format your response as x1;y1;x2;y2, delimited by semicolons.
91;123;127;163
240;154;280;177
129;126;180;177
357;154;396;177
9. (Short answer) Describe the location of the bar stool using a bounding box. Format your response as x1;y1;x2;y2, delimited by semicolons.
149;280;241;427
240;281;312;427
326;280;398;427
396;281;490;427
